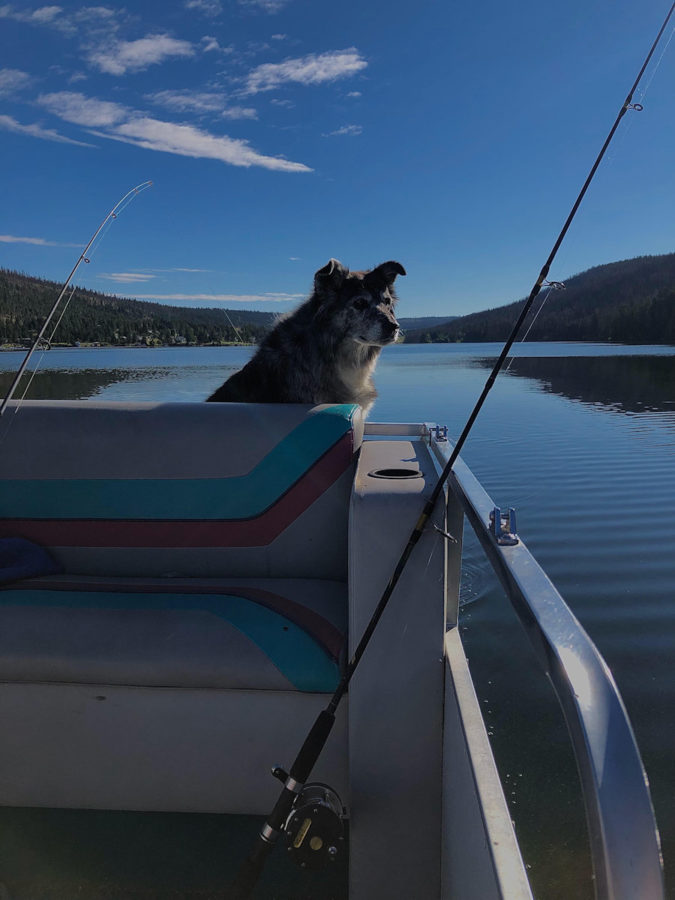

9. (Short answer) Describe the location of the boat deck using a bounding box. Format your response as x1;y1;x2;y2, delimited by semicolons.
0;807;348;899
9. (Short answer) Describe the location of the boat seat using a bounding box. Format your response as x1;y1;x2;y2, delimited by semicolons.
0;401;362;695
0;401;362;813
0;575;346;693
0;400;363;580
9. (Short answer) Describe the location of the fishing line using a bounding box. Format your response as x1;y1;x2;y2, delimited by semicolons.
222;306;246;344
231;3;675;896
0;180;153;420
636;20;675;102
504;280;565;372
606;20;675;165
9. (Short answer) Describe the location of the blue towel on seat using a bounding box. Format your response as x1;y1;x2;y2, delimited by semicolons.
0;537;63;585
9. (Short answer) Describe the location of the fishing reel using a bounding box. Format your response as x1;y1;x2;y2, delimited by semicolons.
272;768;345;870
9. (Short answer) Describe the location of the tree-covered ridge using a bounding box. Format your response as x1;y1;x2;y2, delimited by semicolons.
0;269;274;346
4;253;675;347
405;253;675;344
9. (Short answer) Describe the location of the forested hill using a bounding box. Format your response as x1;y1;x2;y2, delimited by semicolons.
0;269;456;348
4;254;675;347
405;253;675;344
0;269;272;346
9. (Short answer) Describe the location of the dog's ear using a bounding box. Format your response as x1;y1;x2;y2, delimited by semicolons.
314;258;349;292
371;261;406;284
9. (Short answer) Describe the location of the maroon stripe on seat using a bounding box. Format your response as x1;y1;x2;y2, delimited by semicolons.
1;432;354;549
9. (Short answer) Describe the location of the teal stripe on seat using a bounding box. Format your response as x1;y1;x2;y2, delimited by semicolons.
0;589;340;693
0;404;357;521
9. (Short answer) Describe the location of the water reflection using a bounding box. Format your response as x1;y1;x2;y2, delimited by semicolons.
0;368;136;400
494;355;675;413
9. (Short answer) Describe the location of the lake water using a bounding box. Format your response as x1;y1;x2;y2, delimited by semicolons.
0;342;673;899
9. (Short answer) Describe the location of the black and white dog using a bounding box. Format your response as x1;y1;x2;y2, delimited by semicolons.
207;259;405;414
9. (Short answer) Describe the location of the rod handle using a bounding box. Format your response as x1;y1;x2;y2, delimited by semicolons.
230;837;274;899
290;709;335;782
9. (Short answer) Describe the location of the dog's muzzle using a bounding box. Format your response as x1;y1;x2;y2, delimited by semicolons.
387;323;400;343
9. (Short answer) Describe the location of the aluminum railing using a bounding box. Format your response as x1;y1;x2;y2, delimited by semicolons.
423;427;665;900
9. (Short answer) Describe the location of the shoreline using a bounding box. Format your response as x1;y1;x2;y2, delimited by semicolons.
0;342;254;352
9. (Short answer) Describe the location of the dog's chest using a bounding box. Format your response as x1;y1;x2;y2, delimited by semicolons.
332;347;379;402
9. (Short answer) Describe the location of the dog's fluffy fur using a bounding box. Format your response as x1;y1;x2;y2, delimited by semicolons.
206;259;405;414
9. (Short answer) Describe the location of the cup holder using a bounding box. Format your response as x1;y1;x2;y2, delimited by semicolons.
368;467;422;479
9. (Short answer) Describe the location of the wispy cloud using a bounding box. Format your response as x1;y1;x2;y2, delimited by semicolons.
93;116;312;172
147;89;226;114
0;113;94;147
244;48;367;94
0;67;33;97
324;124;363;137
99;272;157;284
88;33;195;76
0;5;63;26
221;105;258;120
146;89;257;119
238;0;291;13
185;0;222;16
0;5;123;39
149;267;214;273
128;292;303;303
38;91;128;126
36;91;310;171
200;35;232;54
0;233;82;247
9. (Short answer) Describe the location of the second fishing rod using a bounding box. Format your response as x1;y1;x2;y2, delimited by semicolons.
231;3;675;895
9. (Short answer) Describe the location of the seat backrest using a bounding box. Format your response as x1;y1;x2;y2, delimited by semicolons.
0;401;363;580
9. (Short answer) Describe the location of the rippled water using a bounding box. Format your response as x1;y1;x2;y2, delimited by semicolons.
1;342;673;898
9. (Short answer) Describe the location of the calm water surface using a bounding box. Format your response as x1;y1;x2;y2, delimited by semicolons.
1;342;673;899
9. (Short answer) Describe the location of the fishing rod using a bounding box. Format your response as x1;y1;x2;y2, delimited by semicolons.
0;180;153;418
231;4;675;895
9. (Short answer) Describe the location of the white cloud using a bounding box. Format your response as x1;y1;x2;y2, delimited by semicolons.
324;124;363;137
0;233;81;247
147;89;225;114
200;35;232;53
37;91;128;126
238;0;290;13
99;272;157;283
244;48;367;94
346;91;362;98
151;267;213;273
0;68;33;96
88;33;194;75
0;5;63;25
185;0;222;16
35;90;309;172
29;4;60;22
146;90;257;120
91;116;312;172
128;292;303;303
221;105;258;120
0;4;121;37
0;113;94;146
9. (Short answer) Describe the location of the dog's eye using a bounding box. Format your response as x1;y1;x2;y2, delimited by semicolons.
354;297;369;310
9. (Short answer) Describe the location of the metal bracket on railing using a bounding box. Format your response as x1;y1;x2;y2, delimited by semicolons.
431;425;448;443
489;506;519;546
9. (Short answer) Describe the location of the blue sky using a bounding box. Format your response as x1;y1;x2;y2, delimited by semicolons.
0;0;673;318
